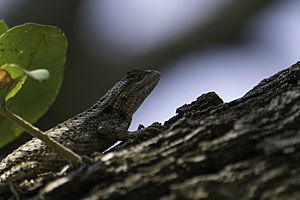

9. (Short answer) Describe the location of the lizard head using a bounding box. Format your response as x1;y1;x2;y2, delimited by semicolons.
111;69;160;121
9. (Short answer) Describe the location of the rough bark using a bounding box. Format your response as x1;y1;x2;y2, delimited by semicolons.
15;62;300;199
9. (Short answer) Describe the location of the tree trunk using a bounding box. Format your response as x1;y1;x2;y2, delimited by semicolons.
23;62;300;199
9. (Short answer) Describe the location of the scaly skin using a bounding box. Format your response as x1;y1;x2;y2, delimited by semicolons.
0;69;160;186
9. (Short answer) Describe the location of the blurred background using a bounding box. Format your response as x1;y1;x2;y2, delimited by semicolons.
0;0;299;155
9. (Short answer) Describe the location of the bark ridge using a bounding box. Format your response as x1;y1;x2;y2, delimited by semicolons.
10;62;300;199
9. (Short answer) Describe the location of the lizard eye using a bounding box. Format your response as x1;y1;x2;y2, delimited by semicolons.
126;70;147;82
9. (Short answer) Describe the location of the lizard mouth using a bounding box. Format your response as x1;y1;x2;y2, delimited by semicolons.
121;69;160;116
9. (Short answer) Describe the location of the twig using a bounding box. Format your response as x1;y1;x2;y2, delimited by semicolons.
0;105;82;165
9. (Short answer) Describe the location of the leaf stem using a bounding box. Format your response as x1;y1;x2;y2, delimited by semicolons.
0;105;82;165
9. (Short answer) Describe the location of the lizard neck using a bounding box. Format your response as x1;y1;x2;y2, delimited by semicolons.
74;70;160;129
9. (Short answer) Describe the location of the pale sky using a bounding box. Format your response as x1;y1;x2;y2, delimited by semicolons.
1;0;299;130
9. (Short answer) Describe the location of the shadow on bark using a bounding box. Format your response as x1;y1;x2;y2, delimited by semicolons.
14;62;300;199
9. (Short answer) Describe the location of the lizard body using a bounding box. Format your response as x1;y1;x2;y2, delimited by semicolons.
0;69;160;186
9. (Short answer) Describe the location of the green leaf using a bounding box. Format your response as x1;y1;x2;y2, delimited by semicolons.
0;23;67;147
0;65;27;102
0;64;49;102
0;20;9;35
1;64;25;79
5;76;27;102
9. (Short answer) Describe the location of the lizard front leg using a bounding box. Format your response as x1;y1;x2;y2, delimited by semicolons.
98;126;135;141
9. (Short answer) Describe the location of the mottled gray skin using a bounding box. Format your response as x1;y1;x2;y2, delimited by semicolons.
0;69;160;185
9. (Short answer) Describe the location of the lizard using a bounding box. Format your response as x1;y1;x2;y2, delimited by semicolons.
0;69;160;192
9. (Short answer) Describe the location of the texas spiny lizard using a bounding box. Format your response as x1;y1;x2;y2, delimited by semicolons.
0;69;160;190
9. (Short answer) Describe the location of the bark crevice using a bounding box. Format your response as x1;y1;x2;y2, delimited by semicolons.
12;62;300;199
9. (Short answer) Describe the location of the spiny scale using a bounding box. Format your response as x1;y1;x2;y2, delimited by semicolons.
0;69;160;188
